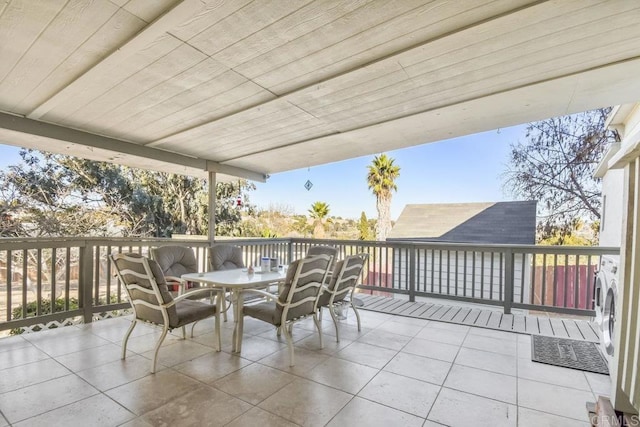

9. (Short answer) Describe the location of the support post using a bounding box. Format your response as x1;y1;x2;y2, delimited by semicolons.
287;239;294;265
79;244;94;324
610;159;640;414
408;246;416;302
504;249;514;315
208;171;216;244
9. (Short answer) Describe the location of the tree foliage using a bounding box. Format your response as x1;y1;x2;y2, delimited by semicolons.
308;201;331;238
358;211;372;240
367;154;400;241
240;204;296;238
291;214;313;237
504;108;619;243
0;150;254;238
538;219;597;246
214;179;256;237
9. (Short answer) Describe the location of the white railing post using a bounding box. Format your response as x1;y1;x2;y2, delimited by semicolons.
287;239;294;265
409;245;416;302
504;249;514;315
79;243;94;324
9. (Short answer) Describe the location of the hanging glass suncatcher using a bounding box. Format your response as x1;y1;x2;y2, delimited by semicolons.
304;180;313;191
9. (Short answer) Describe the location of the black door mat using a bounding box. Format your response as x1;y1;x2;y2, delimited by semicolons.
531;335;609;375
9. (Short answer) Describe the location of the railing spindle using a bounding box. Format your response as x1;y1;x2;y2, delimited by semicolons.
51;249;56;314
471;251;476;298
490;252;494;300
520;253;525;304
541;252;547;307
574;254;580;309
22;250;29;318
446;250;451;295
65;247;71;312
6;249;12;321
36;248;42;316
499;252;503;301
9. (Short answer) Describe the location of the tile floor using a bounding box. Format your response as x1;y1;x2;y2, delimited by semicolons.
0;309;610;426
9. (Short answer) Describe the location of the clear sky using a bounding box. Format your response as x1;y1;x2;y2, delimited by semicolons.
251;124;527;220
0;123;528;220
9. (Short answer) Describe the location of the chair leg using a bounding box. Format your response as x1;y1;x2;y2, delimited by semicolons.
121;320;136;360
215;296;221;352
276;326;282;337
351;301;362;332
190;322;197;338
313;312;323;349
181;326;186;339
329;304;340;342
282;323;295;367
151;325;169;374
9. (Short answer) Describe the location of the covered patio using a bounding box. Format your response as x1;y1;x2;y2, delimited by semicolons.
0;304;607;426
2;0;640;425
0;237;620;426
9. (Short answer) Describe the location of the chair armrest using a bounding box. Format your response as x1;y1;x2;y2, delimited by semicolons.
241;288;281;304
171;288;222;303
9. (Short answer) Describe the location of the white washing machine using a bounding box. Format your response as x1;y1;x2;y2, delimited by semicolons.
594;255;619;367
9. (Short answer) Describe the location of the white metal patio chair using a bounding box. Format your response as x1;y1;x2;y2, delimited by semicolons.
111;252;222;373
317;253;368;342
239;254;333;366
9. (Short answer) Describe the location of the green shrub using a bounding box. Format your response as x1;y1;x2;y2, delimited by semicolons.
10;297;79;335
10;295;129;335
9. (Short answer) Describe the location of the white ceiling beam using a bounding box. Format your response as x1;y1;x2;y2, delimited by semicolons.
150;0;548;149
205;160;266;182
26;0;209;120
0;112;267;182
223;56;640;174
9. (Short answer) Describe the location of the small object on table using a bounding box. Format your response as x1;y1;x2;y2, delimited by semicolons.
260;257;270;273
247;265;254;275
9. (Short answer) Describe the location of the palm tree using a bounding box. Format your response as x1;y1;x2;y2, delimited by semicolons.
308;201;330;238
367;154;400;240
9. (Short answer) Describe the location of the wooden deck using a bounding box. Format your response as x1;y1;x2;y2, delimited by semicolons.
357;295;601;342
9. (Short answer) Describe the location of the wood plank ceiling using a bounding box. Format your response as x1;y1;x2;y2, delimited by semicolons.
1;0;640;181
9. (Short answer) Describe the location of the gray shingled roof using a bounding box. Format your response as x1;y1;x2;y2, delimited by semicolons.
387;201;537;245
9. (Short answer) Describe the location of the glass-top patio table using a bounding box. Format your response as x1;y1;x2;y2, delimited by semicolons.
181;269;286;352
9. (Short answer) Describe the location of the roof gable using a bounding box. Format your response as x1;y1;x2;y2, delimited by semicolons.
388;201;537;245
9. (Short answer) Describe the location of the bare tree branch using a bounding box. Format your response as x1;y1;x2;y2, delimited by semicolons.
503;108;618;242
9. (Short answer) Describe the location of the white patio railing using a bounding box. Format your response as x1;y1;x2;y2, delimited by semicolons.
0;237;618;334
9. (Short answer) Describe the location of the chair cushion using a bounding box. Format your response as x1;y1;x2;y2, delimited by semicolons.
316;288;334;307
210;245;245;270
306;246;338;271
151;246;198;277
317;255;365;307
277;259;301;303
277;257;329;321
172;299;216;328
242;301;279;326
